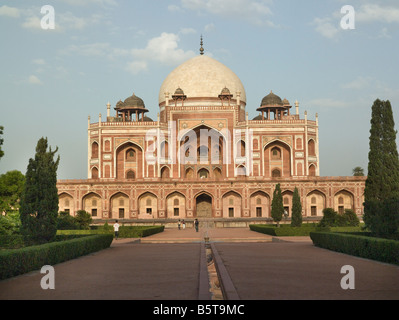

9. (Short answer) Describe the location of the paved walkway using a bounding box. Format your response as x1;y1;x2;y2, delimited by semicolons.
0;228;398;300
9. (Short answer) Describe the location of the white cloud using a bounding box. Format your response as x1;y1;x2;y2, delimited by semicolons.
307;98;351;109
168;4;183;12
60;0;117;6
342;76;373;90
63;42;129;59
28;75;43;85
128;32;196;74
313;17;340;39
22;15;43;30
357;4;399;24
180;27;196;35
127;61;148;75
204;23;215;32
180;0;274;26
32;59;46;65
0;5;20;18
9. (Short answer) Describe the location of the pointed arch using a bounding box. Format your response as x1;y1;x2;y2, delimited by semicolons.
250;191;270;218
166;191;186;219
222;190;242;218
263;139;292;178
334;189;354;214
110;192;130;219
138;192;158;218
82;192;102;218
114;141;143;179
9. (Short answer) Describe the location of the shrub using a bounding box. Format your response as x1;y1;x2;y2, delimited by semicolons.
341;209;360;227
119;225;164;238
57;211;81;230
310;232;399;265
249;224;329;236
0;234;113;280
75;210;93;230
319;208;360;227
319;208;337;227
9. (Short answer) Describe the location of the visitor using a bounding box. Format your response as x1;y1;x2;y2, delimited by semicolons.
113;220;120;240
182;220;186;230
178;219;181;230
194;219;199;232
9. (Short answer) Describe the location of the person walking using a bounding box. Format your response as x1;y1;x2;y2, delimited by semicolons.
113;220;120;240
194;219;199;232
182;220;186;230
178;219;181;230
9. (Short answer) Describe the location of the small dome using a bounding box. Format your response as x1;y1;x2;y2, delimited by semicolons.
143;116;153;122
123;93;145;109
174;87;185;95
115;100;124;109
282;98;290;106
253;114;263;120
220;87;231;95
261;91;283;107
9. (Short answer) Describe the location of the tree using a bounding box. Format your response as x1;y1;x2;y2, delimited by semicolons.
319;208;338;227
0;170;25;214
271;183;284;227
19;137;60;243
75;210;93;230
291;187;302;227
352;166;364;176
0;126;4;160
364;99;399;236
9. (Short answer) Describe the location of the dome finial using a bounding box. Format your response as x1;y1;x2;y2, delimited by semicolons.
200;35;204;55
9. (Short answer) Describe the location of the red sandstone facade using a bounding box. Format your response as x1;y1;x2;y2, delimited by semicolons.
57;53;365;225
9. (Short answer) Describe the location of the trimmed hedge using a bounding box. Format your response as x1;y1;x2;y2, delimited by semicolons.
249;224;329;236
57;225;165;238
310;232;399;265
0;234;113;280
119;226;164;238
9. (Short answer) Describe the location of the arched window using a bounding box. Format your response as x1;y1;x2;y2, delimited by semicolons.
309;165;316;176
91;142;99;159
185;168;194;179
91;167;99;179
126;170;135;179
126;149;136;161
272;168;281;177
161;166;170;179
237;165;246;176
271;147;281;160
253;139;259;150
311;196;316;204
198;168;209;179
296;138;302;150
237;140;245;157
308;139;316;156
338;196;344;205
104;140;111;152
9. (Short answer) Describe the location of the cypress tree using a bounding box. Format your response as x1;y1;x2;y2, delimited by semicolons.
291;187;302;227
364;99;399;236
20;137;60;243
271;183;283;227
0;126;4;160
380;100;399;199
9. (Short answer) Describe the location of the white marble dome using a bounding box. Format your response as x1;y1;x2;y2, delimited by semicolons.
159;55;246;106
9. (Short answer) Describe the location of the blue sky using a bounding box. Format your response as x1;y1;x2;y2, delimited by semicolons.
0;0;398;179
